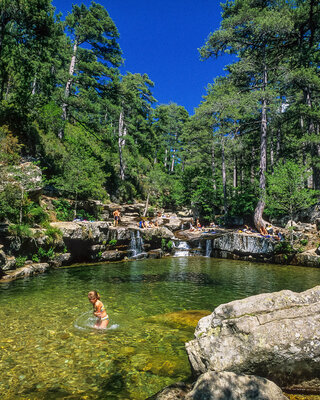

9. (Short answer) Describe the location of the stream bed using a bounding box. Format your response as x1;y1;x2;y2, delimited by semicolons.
1;257;320;399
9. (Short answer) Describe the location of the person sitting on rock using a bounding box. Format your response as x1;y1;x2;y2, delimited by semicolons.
259;225;268;236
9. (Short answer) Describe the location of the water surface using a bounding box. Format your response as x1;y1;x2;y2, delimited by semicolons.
1;257;320;399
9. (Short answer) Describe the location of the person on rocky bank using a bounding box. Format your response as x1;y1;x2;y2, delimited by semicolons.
113;209;121;226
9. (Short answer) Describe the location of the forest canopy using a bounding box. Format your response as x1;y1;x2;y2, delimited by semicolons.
0;0;319;228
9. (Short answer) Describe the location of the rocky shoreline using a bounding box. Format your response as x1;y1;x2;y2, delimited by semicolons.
1;214;320;283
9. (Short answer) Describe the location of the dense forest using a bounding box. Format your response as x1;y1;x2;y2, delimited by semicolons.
0;0;319;230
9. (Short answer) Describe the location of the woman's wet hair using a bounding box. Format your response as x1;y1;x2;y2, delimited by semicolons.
88;290;100;300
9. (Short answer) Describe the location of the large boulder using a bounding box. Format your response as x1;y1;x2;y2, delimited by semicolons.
212;232;275;257
148;372;286;400
186;286;320;387
186;371;287;400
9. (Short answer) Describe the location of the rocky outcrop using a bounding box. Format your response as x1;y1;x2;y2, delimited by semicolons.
0;221;175;281
211;232;275;258
186;286;320;388
0;162;43;200
0;263;50;281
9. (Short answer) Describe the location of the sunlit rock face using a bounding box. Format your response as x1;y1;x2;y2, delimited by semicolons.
0;162;43;200
186;286;320;387
212;232;275;257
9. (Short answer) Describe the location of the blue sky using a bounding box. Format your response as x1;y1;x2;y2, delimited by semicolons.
52;0;231;115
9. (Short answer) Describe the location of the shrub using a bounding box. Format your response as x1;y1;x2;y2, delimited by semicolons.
45;226;63;245
15;256;27;268
108;239;117;246
25;203;48;225
37;247;55;260
8;224;32;238
274;241;295;254
52;199;73;221
32;254;40;263
300;239;308;246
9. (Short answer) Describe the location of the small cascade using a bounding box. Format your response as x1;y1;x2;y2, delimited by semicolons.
173;240;190;257
130;230;145;258
205;239;212;257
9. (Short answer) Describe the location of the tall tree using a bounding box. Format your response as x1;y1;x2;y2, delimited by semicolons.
200;0;295;231
60;1;122;138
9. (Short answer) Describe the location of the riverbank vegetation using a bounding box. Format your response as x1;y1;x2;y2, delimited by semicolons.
0;0;319;230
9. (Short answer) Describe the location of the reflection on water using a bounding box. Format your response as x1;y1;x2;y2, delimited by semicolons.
1;257;320;399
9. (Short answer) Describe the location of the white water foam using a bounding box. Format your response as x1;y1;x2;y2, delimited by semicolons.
74;311;119;331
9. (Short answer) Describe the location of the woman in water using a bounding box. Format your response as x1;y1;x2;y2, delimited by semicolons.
88;290;109;329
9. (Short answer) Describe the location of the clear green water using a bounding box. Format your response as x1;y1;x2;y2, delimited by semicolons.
1;257;320;400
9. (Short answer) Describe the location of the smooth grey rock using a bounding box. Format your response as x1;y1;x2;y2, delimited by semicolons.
212;233;274;256
186;371;287;400
186;286;320;387
101;250;126;261
0;263;50;281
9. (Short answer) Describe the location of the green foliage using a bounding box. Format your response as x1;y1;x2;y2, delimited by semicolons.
52;199;73;221
0;126;23;164
274;241;295;255
300;239;308;246
108;239;117;246
24;200;48;225
45;226;63;245
15;256;27;268
52;124;108;202
8;224;32;238
37;246;55;260
76;210;95;221
147;207;156;217
161;239;173;251
0;183;21;223
266;161;318;220
32;254;40;263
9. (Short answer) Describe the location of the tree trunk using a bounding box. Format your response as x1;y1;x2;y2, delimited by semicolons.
221;137;227;215
305;87;320;190
143;192;150;217
233;156;237;188
118;109;127;181
60;38;78;139
170;133;177;172
254;62;268;232
250;145;255;184
211;140;216;191
171;148;175;172
270;130;274;174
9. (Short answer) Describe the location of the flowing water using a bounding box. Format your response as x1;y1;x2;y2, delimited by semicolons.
1;257;320;400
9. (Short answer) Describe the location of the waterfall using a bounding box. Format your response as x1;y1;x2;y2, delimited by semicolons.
205;240;212;257
173;240;190;257
130;230;144;258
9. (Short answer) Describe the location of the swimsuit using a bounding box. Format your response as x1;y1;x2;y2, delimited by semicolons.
95;303;108;320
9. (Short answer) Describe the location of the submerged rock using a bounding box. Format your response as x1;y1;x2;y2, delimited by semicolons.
186;286;320;387
148;310;211;328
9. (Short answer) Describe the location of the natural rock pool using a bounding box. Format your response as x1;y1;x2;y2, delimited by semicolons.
1;257;320;399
